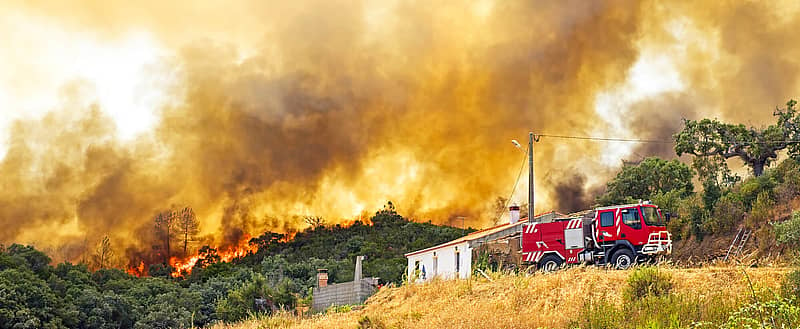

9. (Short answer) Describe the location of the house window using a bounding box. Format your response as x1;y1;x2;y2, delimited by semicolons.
600;211;614;227
414;260;420;279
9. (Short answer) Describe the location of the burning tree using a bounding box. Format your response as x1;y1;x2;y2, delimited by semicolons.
177;207;200;257
153;206;200;263
303;216;325;229
249;232;286;255
195;245;221;268
154;210;176;264
92;235;114;270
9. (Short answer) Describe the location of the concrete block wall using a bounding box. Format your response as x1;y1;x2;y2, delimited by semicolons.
312;278;377;311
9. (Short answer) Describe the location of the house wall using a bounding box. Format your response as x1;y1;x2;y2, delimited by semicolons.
406;241;471;282
472;236;525;271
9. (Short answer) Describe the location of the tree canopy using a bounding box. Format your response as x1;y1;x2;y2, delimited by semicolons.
674;99;800;177
597;157;694;206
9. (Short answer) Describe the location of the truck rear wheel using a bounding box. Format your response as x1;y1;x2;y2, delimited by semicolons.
611;249;634;270
537;255;563;272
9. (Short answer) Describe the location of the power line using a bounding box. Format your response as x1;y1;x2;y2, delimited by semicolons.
536;134;672;144
496;147;528;224
536;133;800;145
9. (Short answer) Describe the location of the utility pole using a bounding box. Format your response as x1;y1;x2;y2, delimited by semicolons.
512;133;537;223
528;132;535;222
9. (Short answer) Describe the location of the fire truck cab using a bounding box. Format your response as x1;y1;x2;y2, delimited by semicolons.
521;201;672;270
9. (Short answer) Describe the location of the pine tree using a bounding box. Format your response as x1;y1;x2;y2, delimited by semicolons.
177;207;200;257
154;211;177;263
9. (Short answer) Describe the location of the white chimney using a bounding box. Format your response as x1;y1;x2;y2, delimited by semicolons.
354;255;364;282
509;203;520;224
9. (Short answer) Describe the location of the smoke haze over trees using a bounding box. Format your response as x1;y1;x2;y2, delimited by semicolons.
1;1;800;261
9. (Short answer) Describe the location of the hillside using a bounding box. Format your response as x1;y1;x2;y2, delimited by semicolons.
230;206;474;285
0;207;474;328
212;266;796;329
615;157;800;264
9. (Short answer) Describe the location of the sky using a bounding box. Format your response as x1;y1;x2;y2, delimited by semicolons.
1;0;799;263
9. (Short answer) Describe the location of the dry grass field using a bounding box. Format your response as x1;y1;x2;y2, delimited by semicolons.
210;265;795;329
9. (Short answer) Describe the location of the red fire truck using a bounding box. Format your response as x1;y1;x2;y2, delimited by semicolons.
521;201;672;271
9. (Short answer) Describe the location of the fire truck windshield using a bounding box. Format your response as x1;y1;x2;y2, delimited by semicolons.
642;206;664;226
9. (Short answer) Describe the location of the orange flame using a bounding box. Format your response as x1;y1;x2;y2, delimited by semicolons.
169;235;258;277
165;215;372;278
337;212;374;227
279;231;297;243
126;261;146;277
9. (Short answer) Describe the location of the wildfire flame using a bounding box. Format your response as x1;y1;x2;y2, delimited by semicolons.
279;231;297;243
169;235;259;277
340;214;373;227
125;216;373;278
126;261;146;277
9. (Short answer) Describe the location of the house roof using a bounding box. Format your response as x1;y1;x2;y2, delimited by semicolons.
404;210;564;257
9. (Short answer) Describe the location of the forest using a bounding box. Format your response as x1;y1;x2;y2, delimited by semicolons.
0;206;470;328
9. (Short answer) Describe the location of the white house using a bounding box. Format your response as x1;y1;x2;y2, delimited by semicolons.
405;205;563;283
405;232;475;282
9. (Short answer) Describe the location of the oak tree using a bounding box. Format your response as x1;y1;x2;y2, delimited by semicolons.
674;100;800;177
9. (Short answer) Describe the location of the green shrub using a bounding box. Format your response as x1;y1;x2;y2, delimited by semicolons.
775;211;800;248
570;297;621;329
215;273;296;322
651;189;684;217
701;178;723;211
771;159;800;203
326;304;354;314
737;175;777;211
666;210;692;241
781;269;800;300
724;296;800;328
681;196;709;240
707;195;745;234
748;191;775;226
624;266;673;301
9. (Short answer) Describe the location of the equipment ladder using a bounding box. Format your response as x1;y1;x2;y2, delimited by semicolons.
724;228;751;261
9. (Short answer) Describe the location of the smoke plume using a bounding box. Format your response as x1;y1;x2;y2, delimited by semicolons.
1;0;799;263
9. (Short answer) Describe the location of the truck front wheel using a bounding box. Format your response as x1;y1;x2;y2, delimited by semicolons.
611;249;634;270
537;255;563;272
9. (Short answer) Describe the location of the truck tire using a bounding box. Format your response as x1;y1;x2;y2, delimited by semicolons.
537;254;563;272
611;249;634;270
